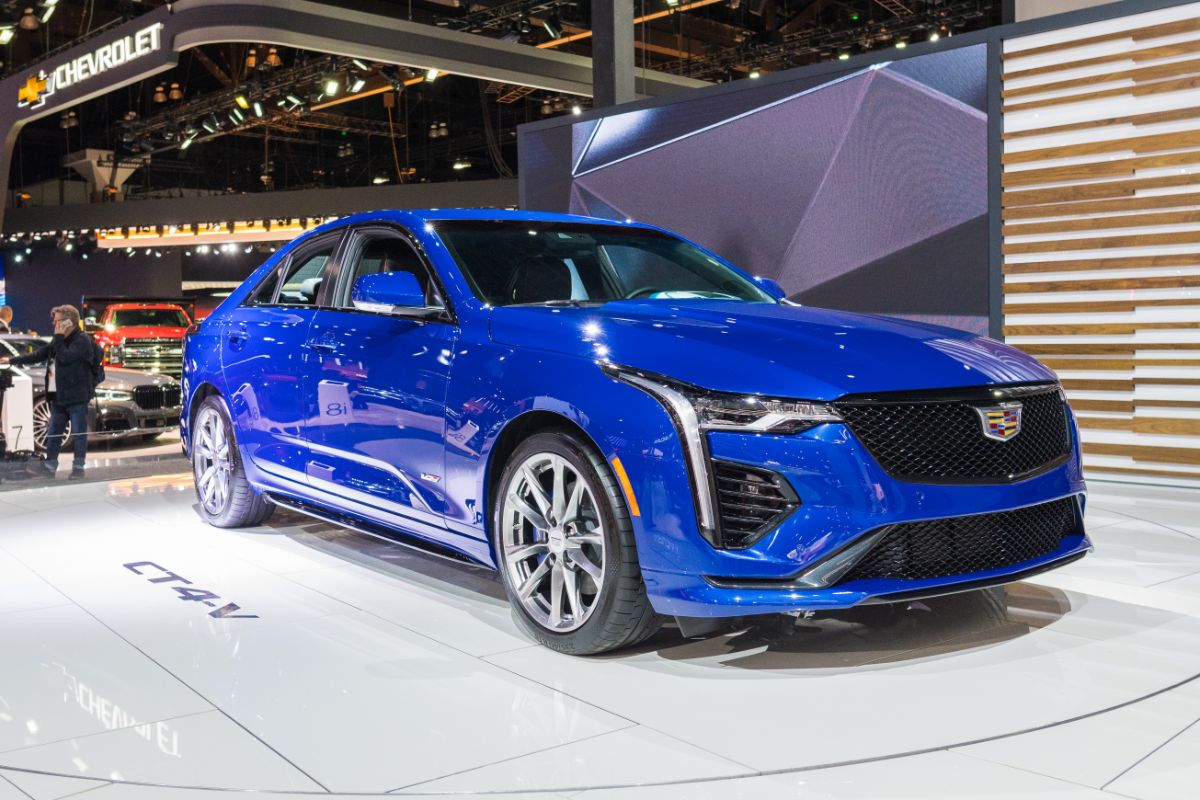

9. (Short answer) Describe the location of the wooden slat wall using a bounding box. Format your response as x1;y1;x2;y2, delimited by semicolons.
1003;2;1200;487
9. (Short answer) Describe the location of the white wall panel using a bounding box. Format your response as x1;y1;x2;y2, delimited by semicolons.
1003;1;1200;485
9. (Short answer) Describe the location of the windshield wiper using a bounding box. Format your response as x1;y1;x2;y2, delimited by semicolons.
509;299;608;308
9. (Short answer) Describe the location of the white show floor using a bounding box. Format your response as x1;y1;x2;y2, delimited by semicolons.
0;477;1199;799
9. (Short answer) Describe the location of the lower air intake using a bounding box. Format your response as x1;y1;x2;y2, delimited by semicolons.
839;497;1079;583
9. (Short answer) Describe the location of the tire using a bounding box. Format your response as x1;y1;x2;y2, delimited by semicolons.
192;395;273;528
494;431;659;655
32;397;70;454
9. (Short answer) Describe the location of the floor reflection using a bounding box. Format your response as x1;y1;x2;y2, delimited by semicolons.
645;584;1073;671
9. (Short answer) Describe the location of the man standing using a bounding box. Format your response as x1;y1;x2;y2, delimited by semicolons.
0;305;94;479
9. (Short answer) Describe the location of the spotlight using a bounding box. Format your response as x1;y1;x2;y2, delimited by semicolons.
40;1;55;24
229;107;245;124
837;51;850;60
19;6;37;30
153;84;167;103
350;77;366;92
0;27;14;44
542;13;563;39
201;114;220;133
424;67;440;82
252;101;264;118
323;76;340;96
265;47;283;68
168;82;183;101
571;104;582;115
748;68;762;78
452;157;470;170
352;59;370;71
234;94;250;109
180;134;197;151
929;29;941;41
895;39;907;49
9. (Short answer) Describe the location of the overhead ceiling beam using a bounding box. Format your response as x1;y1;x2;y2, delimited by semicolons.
190;46;234;87
538;0;727;50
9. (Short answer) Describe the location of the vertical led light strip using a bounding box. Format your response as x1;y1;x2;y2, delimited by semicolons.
1001;2;1200;486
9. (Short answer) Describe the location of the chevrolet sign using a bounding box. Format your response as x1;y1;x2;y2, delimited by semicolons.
18;22;164;110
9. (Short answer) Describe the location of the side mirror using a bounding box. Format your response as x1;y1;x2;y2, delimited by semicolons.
351;272;441;318
755;276;787;300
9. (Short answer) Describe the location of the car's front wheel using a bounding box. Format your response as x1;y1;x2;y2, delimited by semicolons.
32;397;70;453
192;395;273;528
495;431;659;655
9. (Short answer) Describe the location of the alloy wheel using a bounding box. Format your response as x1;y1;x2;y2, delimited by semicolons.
501;452;606;633
193;406;232;515
32;399;70;452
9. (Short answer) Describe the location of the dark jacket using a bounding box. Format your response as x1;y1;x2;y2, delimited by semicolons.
10;329;96;406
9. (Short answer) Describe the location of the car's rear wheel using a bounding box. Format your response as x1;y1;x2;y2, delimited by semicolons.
495;431;659;655
32;397;70;453
192;395;273;528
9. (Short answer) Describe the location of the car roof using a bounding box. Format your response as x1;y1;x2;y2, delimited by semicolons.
316;208;654;232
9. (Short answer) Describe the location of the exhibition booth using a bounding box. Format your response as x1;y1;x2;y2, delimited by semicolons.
1;0;1200;798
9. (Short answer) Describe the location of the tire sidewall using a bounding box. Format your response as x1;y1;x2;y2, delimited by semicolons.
494;431;632;651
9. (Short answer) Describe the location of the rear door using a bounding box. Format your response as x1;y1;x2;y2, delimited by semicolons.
221;231;342;485
301;225;457;534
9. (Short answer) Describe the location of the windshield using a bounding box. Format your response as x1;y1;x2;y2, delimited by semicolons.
109;308;190;328
0;338;42;358
434;221;776;307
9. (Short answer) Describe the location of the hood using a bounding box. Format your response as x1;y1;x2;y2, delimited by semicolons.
489;301;1055;401
102;367;179;391
102;326;187;341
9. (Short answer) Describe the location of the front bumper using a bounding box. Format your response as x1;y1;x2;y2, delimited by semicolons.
88;400;181;440
634;422;1089;618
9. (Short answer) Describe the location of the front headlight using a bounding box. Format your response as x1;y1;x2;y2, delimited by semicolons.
604;365;841;435
602;364;841;547
95;388;133;402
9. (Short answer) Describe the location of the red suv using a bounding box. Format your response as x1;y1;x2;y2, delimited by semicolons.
93;303;191;378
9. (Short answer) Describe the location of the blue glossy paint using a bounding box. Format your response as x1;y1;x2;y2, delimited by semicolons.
183;209;1088;618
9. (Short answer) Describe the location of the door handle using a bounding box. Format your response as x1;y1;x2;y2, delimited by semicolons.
227;324;249;349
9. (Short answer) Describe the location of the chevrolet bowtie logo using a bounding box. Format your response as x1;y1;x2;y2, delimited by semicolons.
17;72;49;108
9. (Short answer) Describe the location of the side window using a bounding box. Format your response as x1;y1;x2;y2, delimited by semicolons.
339;232;440;308
277;242;337;307
246;265;283;306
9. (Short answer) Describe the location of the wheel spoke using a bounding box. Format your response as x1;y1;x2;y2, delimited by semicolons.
570;549;603;582
506;542;548;562
551;457;567;526
521;464;552;518
507;492;550;531
516;556;553;600
548;561;564;627
563;564;582;618
562;479;584;527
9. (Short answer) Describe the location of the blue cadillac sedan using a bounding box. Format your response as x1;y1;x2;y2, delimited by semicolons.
182;209;1089;654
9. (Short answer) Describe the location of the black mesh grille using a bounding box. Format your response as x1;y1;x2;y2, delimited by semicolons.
840;497;1078;584
132;385;182;411
834;385;1071;484
713;461;799;549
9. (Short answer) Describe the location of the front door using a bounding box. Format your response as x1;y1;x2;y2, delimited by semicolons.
221;232;341;486
302;226;457;535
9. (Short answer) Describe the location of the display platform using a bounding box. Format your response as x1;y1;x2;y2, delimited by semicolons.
1;476;1199;800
